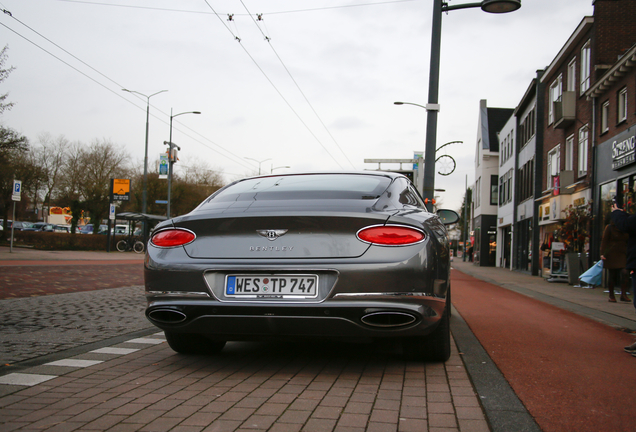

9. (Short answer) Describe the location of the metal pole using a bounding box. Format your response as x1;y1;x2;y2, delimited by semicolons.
422;0;443;211
167;109;174;219
142;101;150;215
10;201;16;253
463;175;468;262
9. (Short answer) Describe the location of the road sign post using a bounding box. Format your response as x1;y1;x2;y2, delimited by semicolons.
10;180;22;253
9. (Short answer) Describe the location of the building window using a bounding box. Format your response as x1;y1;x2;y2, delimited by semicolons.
476;177;481;208
578;126;589;177
567;58;577;93
618;87;627;123
565;135;574;171
506;169;512;203
547;146;560;188
518;158;534;202
601;100;609;133
520;107;535;147
580;40;591;92
549;75;562;124
490;175;498;206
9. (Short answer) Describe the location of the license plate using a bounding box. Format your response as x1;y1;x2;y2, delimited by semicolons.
225;274;318;298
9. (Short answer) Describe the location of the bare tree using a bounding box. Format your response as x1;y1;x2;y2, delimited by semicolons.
0;45;15;115
0;127;45;231
56;139;130;227
31;133;70;217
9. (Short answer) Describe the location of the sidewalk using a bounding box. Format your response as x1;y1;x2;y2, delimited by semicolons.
452;259;636;331
0;245;145;265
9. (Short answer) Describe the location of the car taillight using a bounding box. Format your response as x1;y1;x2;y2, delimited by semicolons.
357;225;425;246
151;229;196;248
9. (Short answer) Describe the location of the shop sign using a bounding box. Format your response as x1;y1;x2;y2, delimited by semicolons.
573;197;586;207
612;130;636;170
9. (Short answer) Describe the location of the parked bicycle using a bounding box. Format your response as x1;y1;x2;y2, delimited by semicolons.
116;235;145;254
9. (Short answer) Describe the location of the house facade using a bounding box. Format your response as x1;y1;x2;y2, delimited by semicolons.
513;71;544;275
471;0;636;279
472;99;513;267
589;42;636;259
496;112;516;269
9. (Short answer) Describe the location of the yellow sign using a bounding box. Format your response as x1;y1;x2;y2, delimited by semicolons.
112;179;130;201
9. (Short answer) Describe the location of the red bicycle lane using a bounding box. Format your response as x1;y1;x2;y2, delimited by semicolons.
451;268;636;432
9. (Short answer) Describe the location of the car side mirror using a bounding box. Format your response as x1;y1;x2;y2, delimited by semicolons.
437;209;459;225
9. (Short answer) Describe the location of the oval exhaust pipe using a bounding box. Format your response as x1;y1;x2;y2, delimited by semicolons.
361;311;417;328
148;309;187;324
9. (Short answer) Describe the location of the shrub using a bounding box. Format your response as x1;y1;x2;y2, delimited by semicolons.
4;231;127;251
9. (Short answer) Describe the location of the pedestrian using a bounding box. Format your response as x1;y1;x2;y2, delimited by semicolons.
610;203;636;355
600;215;630;302
468;245;474;262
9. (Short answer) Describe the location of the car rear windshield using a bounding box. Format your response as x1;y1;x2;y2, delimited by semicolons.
212;174;392;202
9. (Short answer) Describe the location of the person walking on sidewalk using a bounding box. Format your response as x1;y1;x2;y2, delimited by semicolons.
610;203;636;355
600;216;631;302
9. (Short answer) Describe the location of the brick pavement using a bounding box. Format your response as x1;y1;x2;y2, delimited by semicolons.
0;332;489;432
0;264;144;299
0;246;145;300
0;285;152;365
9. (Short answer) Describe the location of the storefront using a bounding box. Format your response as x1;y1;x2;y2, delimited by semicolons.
594;126;636;261
537;188;591;279
473;214;497;267
514;199;534;273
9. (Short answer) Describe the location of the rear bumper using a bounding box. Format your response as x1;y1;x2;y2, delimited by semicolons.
145;297;446;340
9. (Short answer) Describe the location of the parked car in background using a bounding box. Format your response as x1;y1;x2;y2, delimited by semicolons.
114;225;129;235
53;225;71;233
11;221;37;231
32;222;56;232
145;172;459;361
78;224;108;234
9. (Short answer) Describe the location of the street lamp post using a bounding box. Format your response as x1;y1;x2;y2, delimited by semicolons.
166;108;201;219
245;158;272;175
271;165;291;173
121;89;168;216
419;0;520;210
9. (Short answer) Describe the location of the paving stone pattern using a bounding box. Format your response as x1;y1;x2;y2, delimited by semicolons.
0;334;489;432
0;286;152;364
0;263;144;299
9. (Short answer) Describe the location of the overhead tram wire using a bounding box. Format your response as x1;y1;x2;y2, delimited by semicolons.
202;1;346;170
56;0;420;17
0;9;255;172
240;1;356;170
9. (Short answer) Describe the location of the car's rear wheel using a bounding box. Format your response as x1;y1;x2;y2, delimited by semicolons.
403;298;451;362
164;331;226;355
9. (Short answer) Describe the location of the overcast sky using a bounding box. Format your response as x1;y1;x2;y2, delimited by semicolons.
1;0;595;211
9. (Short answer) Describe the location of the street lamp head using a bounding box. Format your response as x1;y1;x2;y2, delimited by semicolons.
192;111;202;114
394;102;404;105
481;0;521;13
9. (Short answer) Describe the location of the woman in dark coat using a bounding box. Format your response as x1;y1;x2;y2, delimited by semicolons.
611;204;636;354
600;218;630;302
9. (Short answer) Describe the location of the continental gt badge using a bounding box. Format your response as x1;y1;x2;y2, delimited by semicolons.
257;229;288;241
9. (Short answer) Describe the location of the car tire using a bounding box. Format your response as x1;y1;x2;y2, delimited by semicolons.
404;297;451;362
116;240;128;252
164;331;226;355
133;241;145;254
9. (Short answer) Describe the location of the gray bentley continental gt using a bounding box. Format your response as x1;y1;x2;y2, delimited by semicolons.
144;172;459;361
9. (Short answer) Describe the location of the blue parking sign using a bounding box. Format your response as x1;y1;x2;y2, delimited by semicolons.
12;180;22;201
